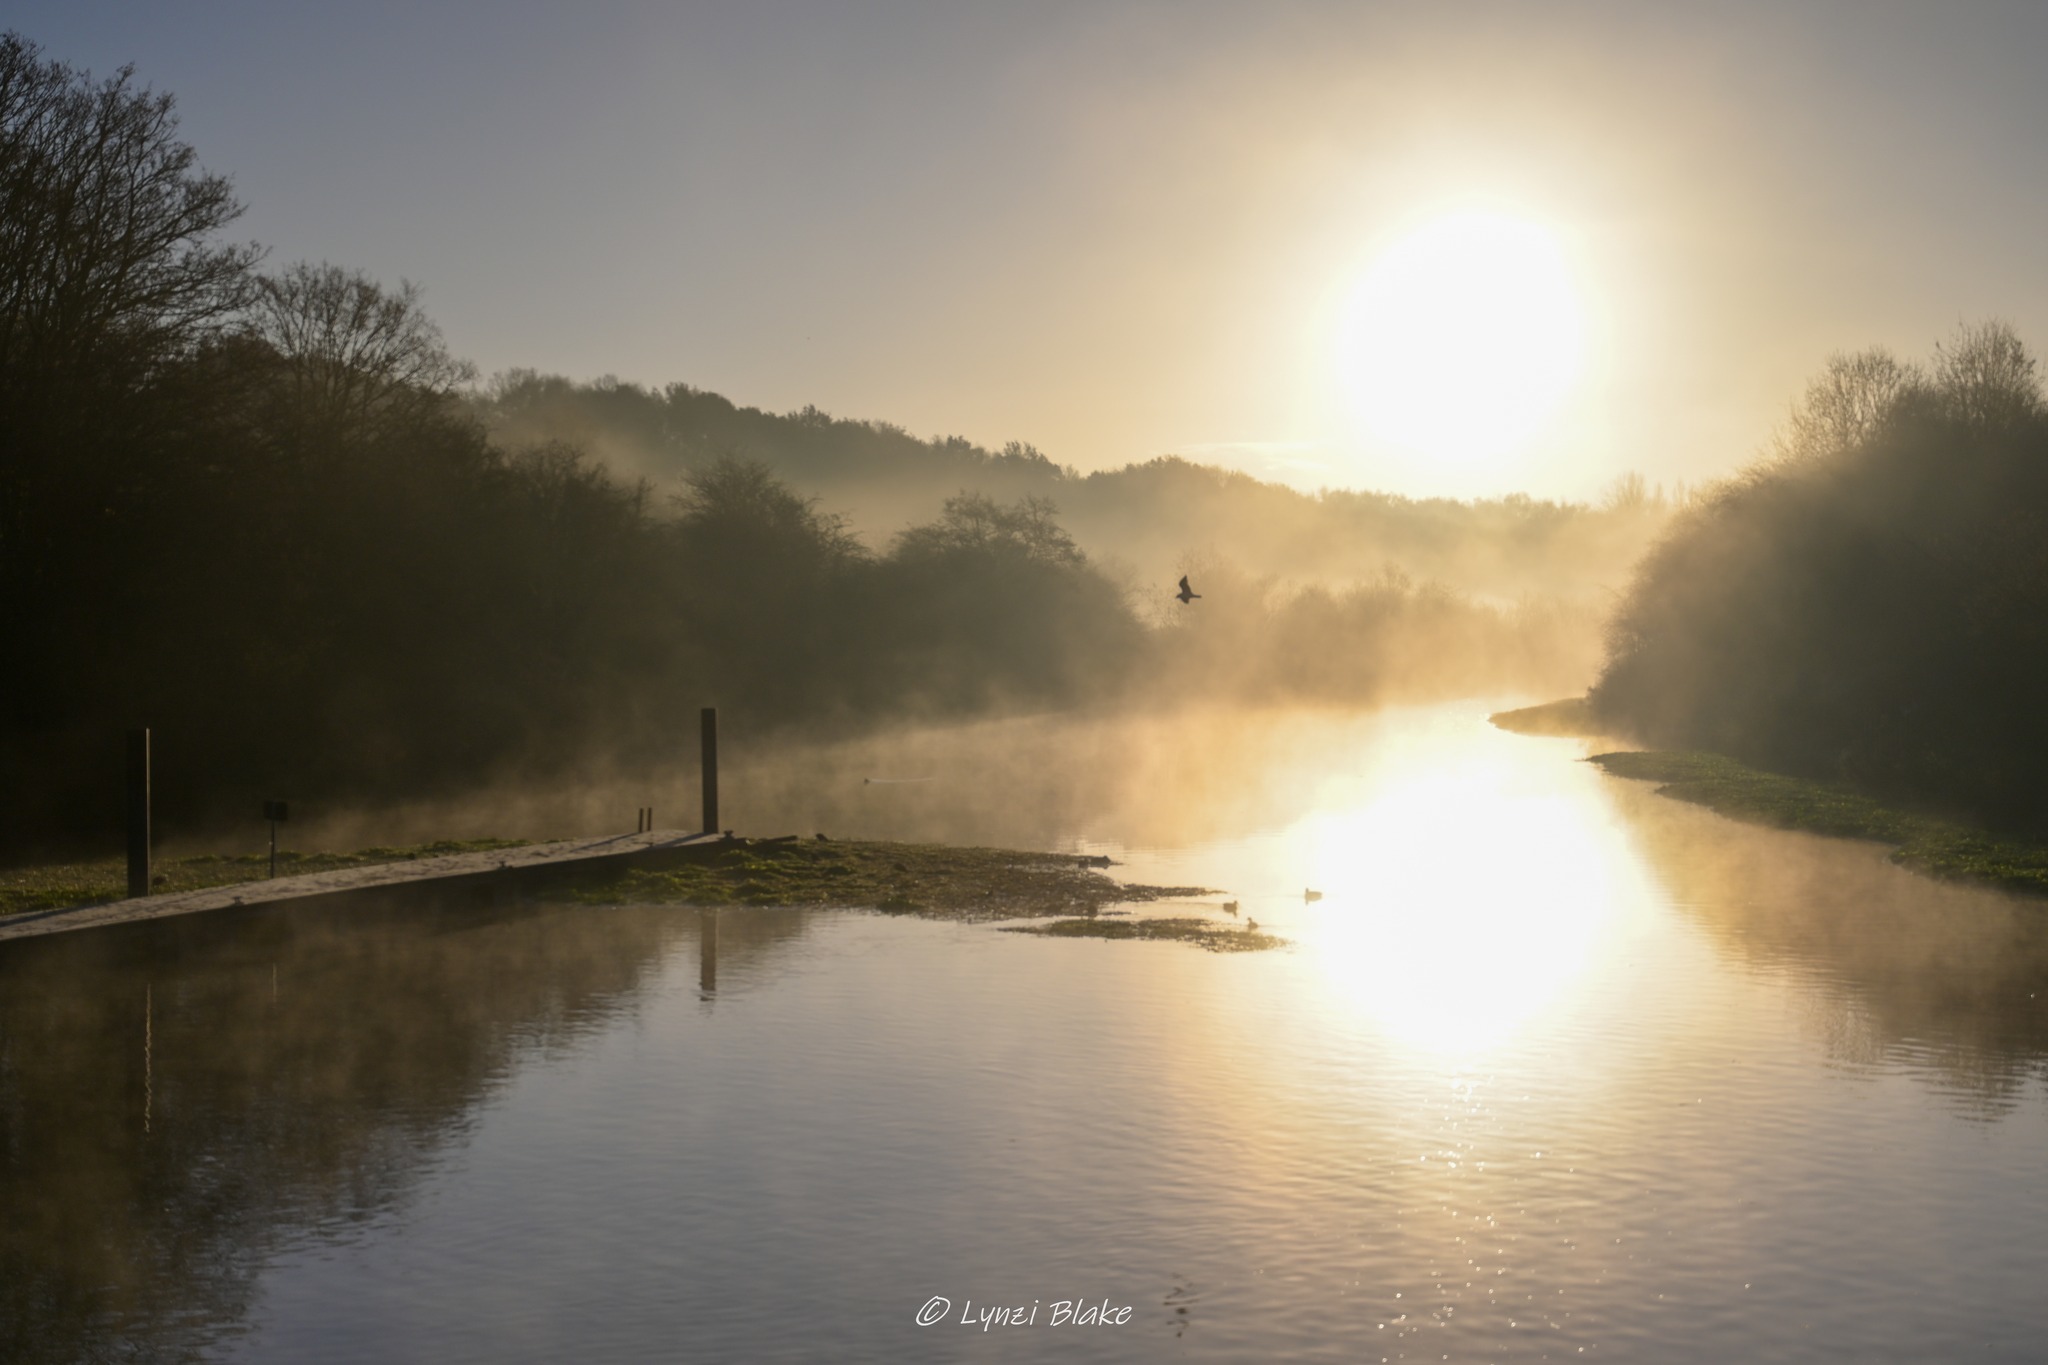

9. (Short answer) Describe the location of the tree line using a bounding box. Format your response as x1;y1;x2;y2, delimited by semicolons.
477;371;1676;603
1593;321;2048;830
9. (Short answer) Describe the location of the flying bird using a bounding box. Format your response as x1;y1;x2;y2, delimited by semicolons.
1176;575;1201;604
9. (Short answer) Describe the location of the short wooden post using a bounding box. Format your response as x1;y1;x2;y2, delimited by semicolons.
264;799;288;878
126;728;151;898
701;706;720;834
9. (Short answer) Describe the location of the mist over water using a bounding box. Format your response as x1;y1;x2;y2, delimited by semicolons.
273;704;1491;855
8;702;2048;1362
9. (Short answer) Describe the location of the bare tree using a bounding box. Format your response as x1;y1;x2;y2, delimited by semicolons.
246;262;476;442
0;32;258;398
1600;470;1649;512
0;32;261;681
1932;319;2041;431
1770;347;1923;465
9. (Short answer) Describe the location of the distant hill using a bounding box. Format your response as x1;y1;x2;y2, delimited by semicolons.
474;372;1673;603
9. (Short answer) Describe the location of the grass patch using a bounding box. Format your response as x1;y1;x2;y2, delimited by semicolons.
1003;916;1284;952
0;839;532;919
1588;750;2048;896
568;837;1212;922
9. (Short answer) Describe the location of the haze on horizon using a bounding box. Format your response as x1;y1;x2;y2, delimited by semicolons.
15;0;2048;499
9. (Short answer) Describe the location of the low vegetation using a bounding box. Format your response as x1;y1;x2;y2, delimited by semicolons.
1588;750;2048;897
568;837;1217;923
573;837;1280;949
1003;916;1284;952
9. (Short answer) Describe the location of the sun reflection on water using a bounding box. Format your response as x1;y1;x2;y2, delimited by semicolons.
1302;765;1628;1056
1126;711;1648;1061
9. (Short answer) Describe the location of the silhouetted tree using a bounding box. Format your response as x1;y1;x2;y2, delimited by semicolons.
892;491;1082;566
1930;319;2041;431
0;33;257;401
245;262;475;445
1769;347;1922;466
0;31;260;747
671;454;863;572
1594;323;2048;828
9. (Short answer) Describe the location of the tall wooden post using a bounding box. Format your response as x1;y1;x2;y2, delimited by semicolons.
700;908;719;993
126;728;151;898
700;706;720;834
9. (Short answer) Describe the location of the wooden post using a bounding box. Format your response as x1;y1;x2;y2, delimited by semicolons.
701;706;720;834
126;729;151;898
263;799;289;878
700;908;718;993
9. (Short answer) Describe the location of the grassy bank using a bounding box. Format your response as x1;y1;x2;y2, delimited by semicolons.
1489;696;2048;898
0;839;532;919
1586;750;2048;897
570;837;1275;951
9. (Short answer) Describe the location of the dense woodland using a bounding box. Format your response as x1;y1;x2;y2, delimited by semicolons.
478;372;1672;601
1594;323;2048;831
0;34;1641;853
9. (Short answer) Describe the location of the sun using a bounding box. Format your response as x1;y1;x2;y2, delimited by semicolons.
1332;212;1587;470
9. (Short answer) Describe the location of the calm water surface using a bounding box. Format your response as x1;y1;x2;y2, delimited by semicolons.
6;703;2048;1362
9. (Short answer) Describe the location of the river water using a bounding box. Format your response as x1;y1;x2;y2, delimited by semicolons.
5;703;2048;1362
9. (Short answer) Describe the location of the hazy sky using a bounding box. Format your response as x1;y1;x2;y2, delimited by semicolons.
16;1;2048;498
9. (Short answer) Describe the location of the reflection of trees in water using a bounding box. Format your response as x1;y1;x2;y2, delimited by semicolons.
0;894;813;1362
1609;781;2048;1116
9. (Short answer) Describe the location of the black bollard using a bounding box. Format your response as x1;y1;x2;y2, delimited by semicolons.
126;729;151;898
701;707;719;834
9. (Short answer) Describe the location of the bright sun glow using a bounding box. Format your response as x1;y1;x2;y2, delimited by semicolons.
1334;212;1587;468
1301;763;1626;1057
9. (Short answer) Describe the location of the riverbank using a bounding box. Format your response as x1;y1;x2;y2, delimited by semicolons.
1492;699;2048;898
1585;751;2048;897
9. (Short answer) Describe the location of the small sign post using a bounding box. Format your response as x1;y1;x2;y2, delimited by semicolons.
263;799;289;878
